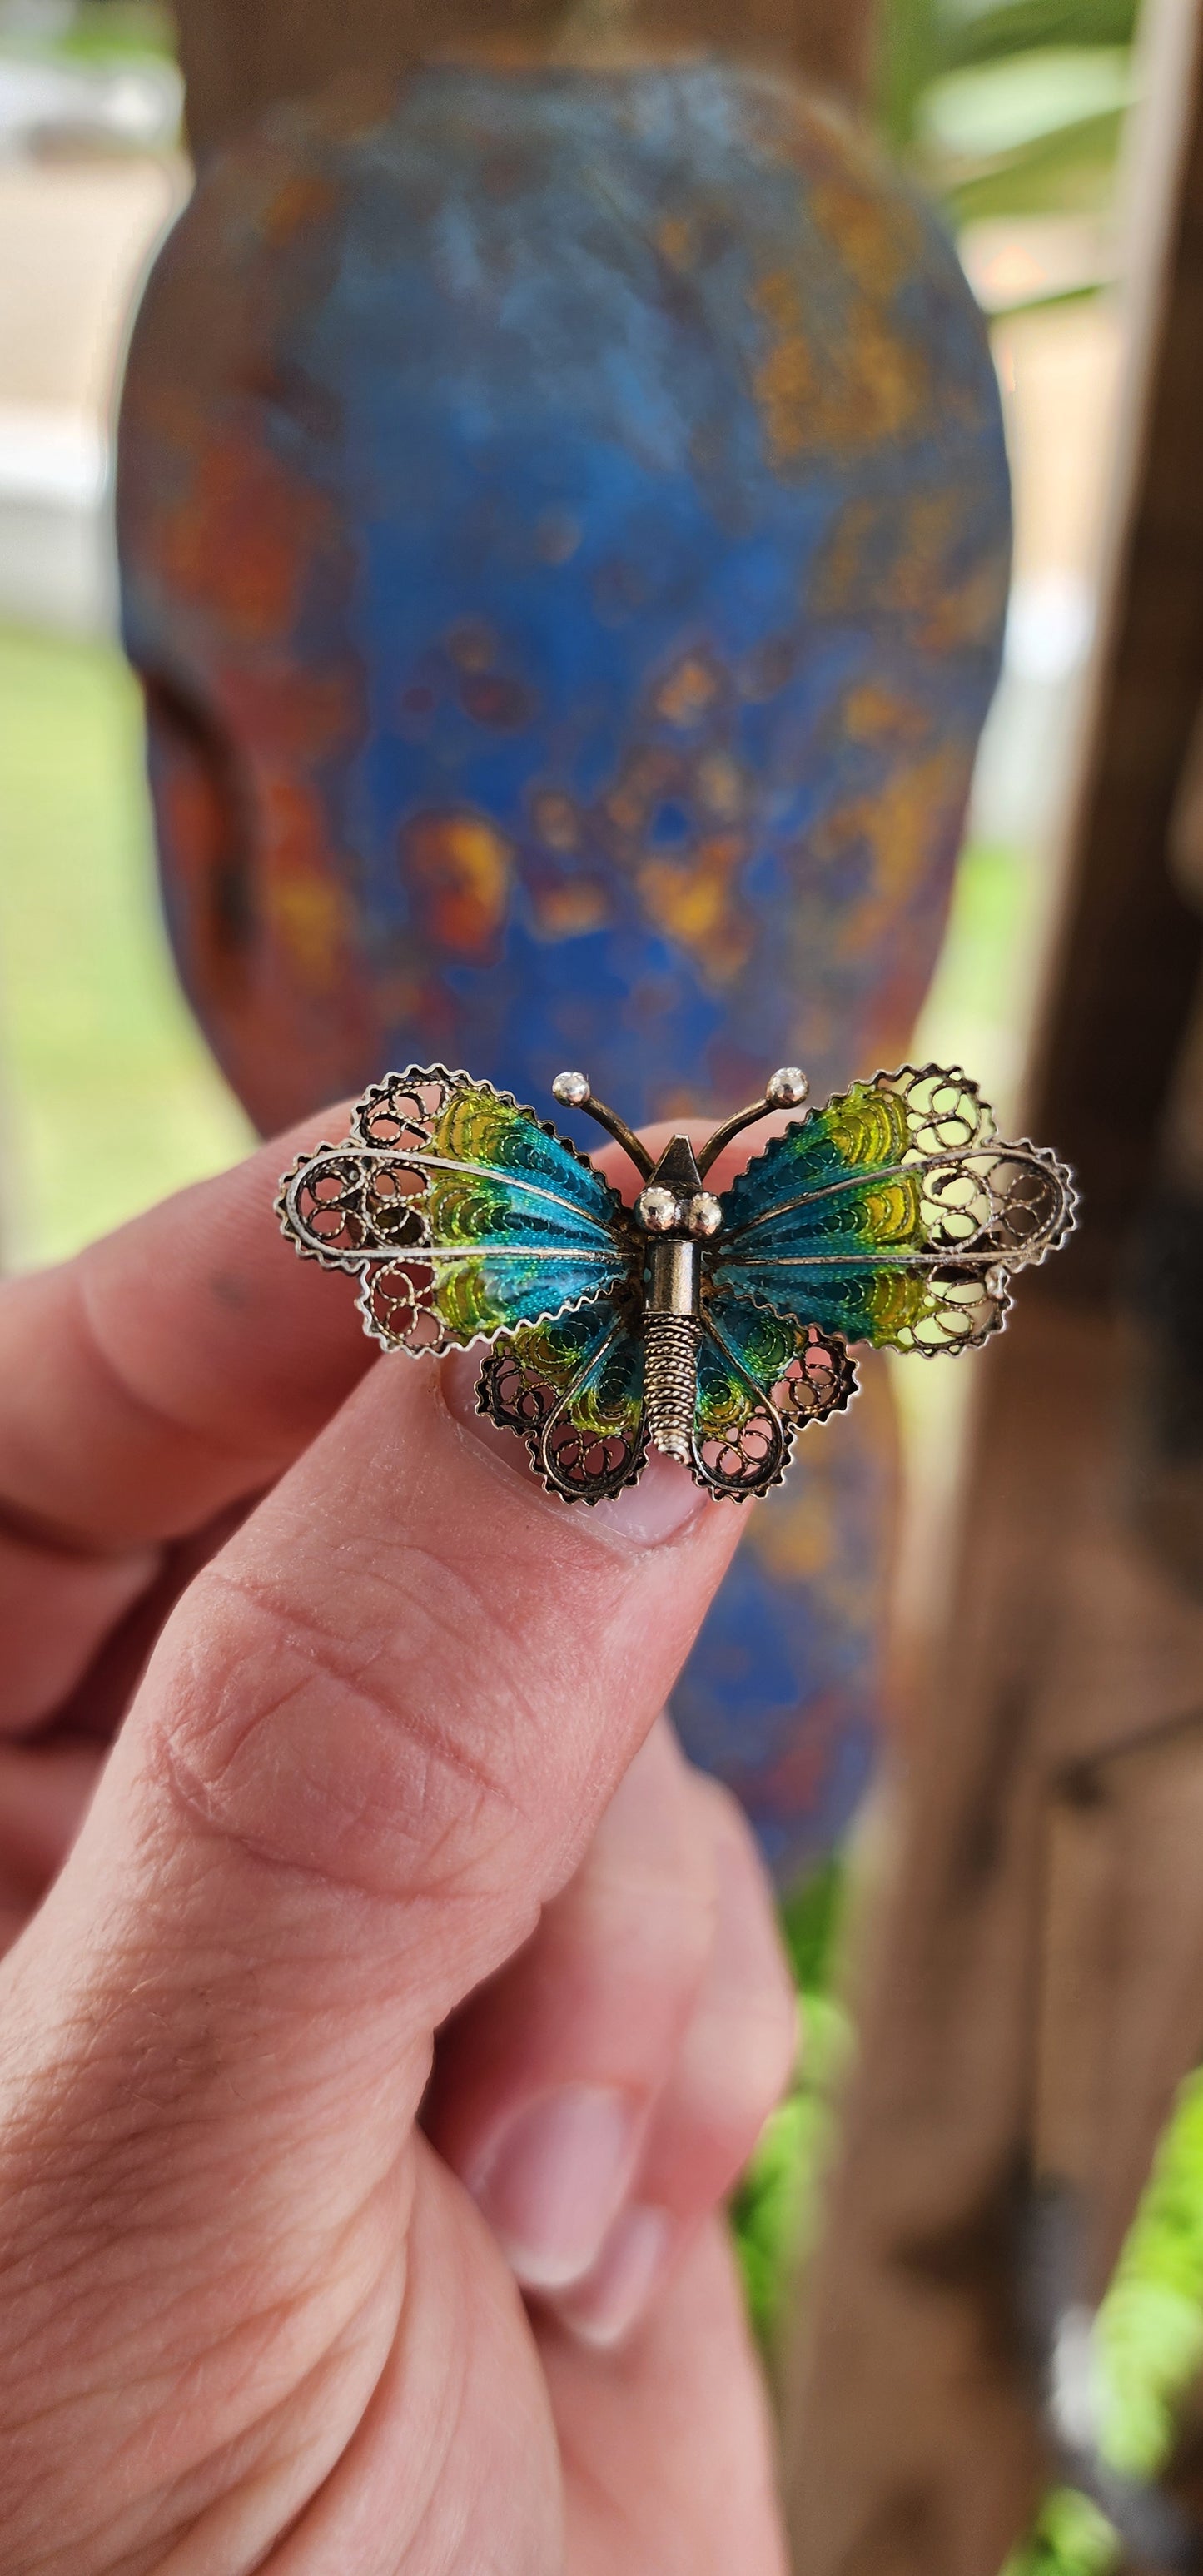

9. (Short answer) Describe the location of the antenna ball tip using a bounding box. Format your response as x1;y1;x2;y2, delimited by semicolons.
766;1066;808;1107
552;1070;591;1108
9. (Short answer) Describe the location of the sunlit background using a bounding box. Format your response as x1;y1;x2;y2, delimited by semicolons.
0;7;1181;2570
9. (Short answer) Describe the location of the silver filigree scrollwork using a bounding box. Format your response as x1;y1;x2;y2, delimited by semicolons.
475;1330;648;1504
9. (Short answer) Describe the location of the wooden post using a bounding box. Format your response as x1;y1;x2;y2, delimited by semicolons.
1027;0;1203;1300
782;4;1203;2567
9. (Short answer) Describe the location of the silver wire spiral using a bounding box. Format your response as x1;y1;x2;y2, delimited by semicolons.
644;1313;702;1464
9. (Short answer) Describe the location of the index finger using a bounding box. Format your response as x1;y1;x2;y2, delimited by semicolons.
0;1110;372;1556
0;1100;774;1562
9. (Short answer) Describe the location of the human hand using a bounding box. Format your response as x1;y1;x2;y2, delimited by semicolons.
0;1114;795;2574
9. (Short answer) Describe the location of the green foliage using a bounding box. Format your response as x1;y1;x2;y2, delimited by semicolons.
941;0;1139;67
879;0;954;153
732;1887;1203;2569
922;45;1132;157
1001;2489;1120;2576
942;106;1127;222
731;1859;853;2347
731;2086;813;2343
0;2;175;63
730;1992;854;2345
779;1852;846;1992
1095;2070;1203;2479
1002;2071;1203;2571
877;0;1141;228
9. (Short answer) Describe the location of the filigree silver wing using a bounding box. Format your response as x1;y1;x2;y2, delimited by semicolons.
277;1065;633;1354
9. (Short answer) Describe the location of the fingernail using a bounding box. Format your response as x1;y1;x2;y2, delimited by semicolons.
587;1449;705;1545
551;2204;674;2349
440;1350;708;1546
469;2084;641;2290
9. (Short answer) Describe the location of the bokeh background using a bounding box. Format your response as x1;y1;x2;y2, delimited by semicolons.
0;7;1186;2571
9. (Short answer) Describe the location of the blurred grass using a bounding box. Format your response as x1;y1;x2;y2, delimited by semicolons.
0;624;251;1271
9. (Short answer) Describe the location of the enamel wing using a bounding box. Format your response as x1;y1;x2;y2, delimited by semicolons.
276;1062;1077;1504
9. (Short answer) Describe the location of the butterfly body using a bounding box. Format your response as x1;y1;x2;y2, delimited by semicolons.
278;1061;1076;1505
628;1131;709;1466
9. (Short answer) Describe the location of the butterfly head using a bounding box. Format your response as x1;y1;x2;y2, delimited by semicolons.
634;1137;723;1243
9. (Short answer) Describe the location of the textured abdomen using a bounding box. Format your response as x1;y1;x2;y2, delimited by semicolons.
644;1312;703;1464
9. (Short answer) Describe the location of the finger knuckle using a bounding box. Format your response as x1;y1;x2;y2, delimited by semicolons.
137;1564;527;1918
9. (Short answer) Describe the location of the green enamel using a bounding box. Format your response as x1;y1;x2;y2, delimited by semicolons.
695;1303;801;1442
713;1066;997;1352
419;1082;628;1340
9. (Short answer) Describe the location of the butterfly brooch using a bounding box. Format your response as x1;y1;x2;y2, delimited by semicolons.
276;1061;1076;1505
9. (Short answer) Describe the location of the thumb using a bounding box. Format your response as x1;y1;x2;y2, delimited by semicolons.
81;1331;740;2038
0;1300;743;2463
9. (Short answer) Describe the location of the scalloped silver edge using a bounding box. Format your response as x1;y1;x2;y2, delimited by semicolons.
685;1321;860;1501
274;1065;1079;1436
713;1115;1078;1360
728;1063;1078;1258
275;1064;635;1353
727;1061;999;1188
351;1064;625;1191
473;1332;650;1506
354;1268;626;1360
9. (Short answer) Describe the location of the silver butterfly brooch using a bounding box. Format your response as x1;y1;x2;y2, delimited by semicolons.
277;1060;1076;1505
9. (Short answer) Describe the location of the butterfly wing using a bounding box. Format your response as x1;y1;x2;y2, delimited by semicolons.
711;1063;1077;1355
277;1065;632;1353
476;1297;647;1504
690;1300;857;1501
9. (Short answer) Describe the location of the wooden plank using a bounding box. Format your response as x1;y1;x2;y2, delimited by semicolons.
1041;1714;1203;2298
782;1299;1096;2576
783;12;1203;2563
783;1293;1203;2574
1028;0;1203;1300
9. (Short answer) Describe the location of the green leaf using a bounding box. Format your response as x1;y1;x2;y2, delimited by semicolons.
1001;2488;1120;2576
877;0;953;151
920;47;1135;158
778;1853;846;1992
731;1861;853;2347
939;0;1139;68
943;107;1127;220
